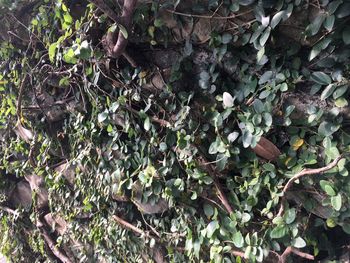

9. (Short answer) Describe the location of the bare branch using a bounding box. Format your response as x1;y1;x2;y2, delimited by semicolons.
279;246;314;263
112;0;137;58
277;155;343;217
37;219;73;263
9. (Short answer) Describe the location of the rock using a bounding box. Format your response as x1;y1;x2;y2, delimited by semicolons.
282;91;350;121
25;174;48;209
132;183;169;214
44;213;68;235
9;181;32;210
55;162;76;185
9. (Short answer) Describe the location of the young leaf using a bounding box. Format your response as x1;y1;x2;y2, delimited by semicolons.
331;194;342;211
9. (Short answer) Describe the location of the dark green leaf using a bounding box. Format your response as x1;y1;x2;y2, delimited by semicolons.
310;72;332;85
321;84;336;100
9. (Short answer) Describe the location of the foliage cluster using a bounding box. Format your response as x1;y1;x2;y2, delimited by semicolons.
0;0;350;262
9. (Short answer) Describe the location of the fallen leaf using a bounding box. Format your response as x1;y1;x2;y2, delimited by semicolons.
252;136;281;161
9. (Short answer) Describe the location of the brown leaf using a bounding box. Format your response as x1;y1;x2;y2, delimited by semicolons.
14;120;33;142
252;136;281;161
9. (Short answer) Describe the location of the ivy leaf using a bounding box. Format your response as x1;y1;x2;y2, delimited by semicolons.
233;231;244;248
305;14;326;36
331;194;342;211
336;3;350;18
48;43;58;63
203;204;214;218
118;24;128;39
320;180;336;196
223;92;234;108
98;111;108;123
253;99;264;113
270;225;287;239
259;27;271;46
242;129;253;148
324;15;335;31
342;27;350;45
259;71;273;84
144;117;151;131
284;208;296;224
333;85;348;99
335;97;348;107
206;220;219;238
309;38;331;61
318;121;340;137
321;84;336;100
291;237;306;248
63;48;77;64
228;132;239;143
310;72;332;85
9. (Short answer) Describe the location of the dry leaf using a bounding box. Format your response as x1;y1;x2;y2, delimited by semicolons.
14;120;33;142
252;136;281;161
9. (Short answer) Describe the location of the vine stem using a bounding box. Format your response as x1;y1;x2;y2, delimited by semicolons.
277;155;344;217
278;246;314;263
36;219;73;263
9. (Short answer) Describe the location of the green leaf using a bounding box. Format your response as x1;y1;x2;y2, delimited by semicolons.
48;43;58;63
342;223;350;234
242;129;253;148
305;14;326;36
327;0;342;14
98;111;108;123
228;132;239;143
206;220;219;238
233;231;244;248
291;237;306;248
309;38;331;61
335;97;348;107
325;184;336;196
324;15;335;31
321;84;336;100
336;3;350;18
263;112;272;126
253;99;264;113
331;194;342;211
270;11;284;29
259;71;273;84
63;13;73;24
320;180;336;196
144;117;151;131
333;85;348;99
203;204;214;218
222;33;233;44
325;146;340;159
63;48;77;64
284;208;296;224
118;24;128;39
318;121;340;137
154;18;163;27
342;27;350;44
259;27;271;46
310;72;332;85
223;92;234;108
270;225;287;239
